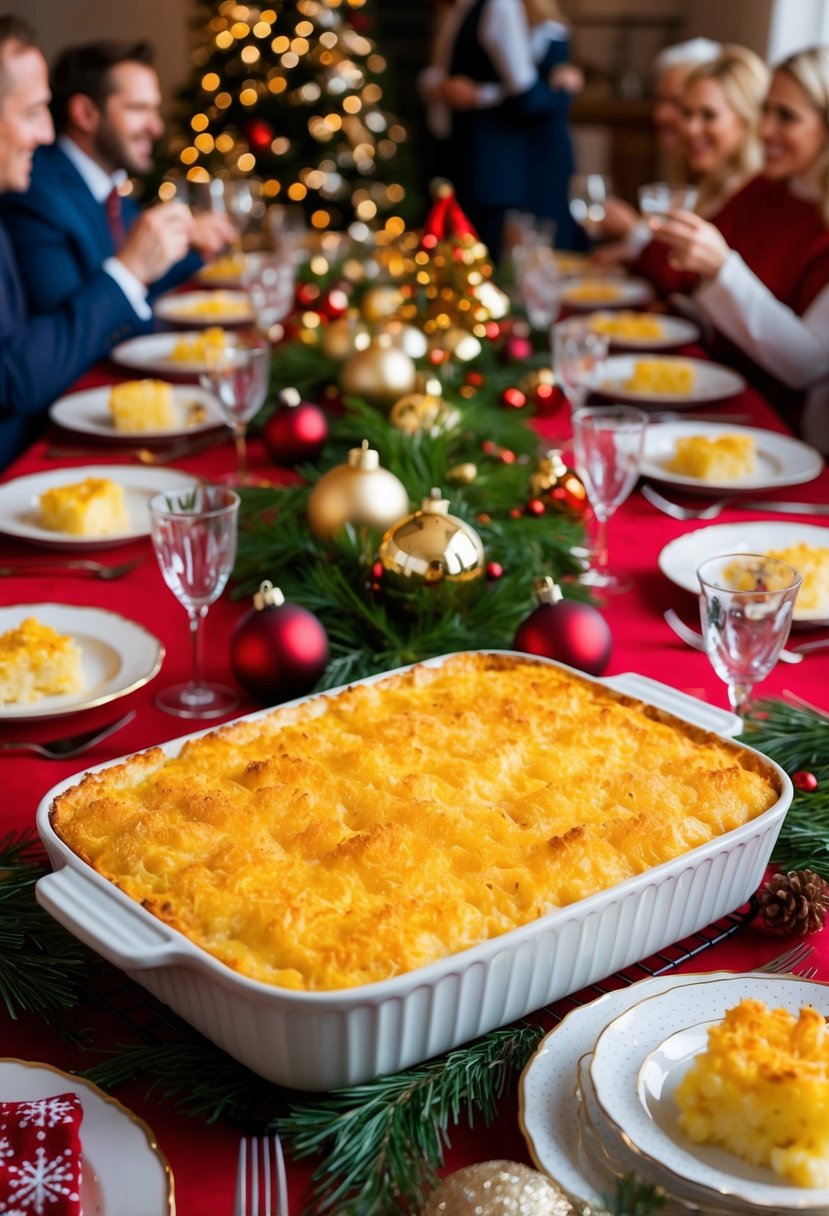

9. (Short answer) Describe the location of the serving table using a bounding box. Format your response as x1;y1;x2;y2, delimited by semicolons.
1;360;828;1215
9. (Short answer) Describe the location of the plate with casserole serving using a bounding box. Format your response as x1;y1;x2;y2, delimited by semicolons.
49;383;224;443
0;603;162;720
35;652;789;1091
658;520;829;627
0;465;199;550
154;289;253;327
0;1059;173;1214
561;276;652;311
112;328;236;377
588;354;746;406
586;311;699;351
642;421;823;493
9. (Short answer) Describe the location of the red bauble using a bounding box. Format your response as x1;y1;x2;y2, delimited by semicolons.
501;334;534;363
263;390;328;467
319;286;351;320
793;770;819;792
501;386;527;410
513;579;612;676
244;119;274;154
296;281;320;308
231;581;329;705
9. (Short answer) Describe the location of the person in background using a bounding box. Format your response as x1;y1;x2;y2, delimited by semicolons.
0;16;191;468
650;46;829;446
0;40;235;320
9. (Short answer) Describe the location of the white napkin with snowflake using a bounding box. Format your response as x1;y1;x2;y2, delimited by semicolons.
0;1092;82;1215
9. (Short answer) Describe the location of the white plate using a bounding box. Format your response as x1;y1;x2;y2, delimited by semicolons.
658;520;829;626
49;385;224;443
0;603;163;720
586;311;700;350
154;290;253;327
589;355;746;406
643;421;824;493
519;971;730;1209
0;465;199;550
590;974;829;1210
0;1059;173;1214
561;277;653;310
112;332;237;377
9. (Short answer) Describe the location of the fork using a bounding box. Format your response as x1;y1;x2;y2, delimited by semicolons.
757;942;815;974
642;482;829;521
0;710;136;759
44;432;224;465
664;607;804;665
235;1135;288;1216
0;557;142;580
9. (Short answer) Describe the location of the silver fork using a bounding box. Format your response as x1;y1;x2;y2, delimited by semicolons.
664;607;804;666
235;1135;288;1216
642;482;829;520
757;942;815;974
0;710;136;759
0;557;142;580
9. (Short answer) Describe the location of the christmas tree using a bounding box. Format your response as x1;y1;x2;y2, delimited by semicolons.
162;0;417;232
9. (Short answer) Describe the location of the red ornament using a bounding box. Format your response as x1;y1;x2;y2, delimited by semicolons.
513;578;612;676
263;389;328;467
526;498;545;517
244;118;274;154
793;770;819;792
501;386;528;410
231;581;329;705
501;334;534;363
319;286;351;319
486;561;503;580
296;281;321;308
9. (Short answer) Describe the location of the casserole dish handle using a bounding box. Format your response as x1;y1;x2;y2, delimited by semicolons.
36;866;190;971
603;673;742;737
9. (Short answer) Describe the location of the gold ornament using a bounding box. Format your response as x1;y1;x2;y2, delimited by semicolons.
321;313;371;360
530;449;589;517
307;440;410;541
423;1161;575;1215
389;387;459;436
377;319;429;359
360;284;404;323
378;487;485;591
340;335;418;410
447;461;477;485
431;327;482;363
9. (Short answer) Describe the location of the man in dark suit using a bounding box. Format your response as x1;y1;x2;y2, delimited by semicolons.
0;40;234;320
0;16;194;468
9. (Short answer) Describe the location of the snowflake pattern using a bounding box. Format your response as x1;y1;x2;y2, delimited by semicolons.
0;1094;82;1216
7;1099;78;1133
7;1146;79;1214
0;1136;14;1161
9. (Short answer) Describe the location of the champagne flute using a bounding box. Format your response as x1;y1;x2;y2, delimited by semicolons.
697;553;801;718
571;405;647;593
552;319;608;413
149;485;240;719
200;338;270;485
568;174;612;240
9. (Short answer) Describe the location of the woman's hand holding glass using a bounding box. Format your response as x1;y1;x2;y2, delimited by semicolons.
697;553;801;717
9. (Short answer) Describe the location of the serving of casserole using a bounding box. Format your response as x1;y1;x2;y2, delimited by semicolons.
36;653;790;1090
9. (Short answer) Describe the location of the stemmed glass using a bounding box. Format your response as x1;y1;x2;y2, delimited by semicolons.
266;204;308;264
571;405;647;593
200;338;270;485
697;553;801;718
552;320;609;414
638;181;698;217
513;244;562;330
242;254;296;339
568;174;613;240
149;485;240;719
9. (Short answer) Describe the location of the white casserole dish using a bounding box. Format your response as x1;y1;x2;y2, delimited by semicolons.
35;653;791;1092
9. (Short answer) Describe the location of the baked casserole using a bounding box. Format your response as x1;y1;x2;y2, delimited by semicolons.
50;654;780;993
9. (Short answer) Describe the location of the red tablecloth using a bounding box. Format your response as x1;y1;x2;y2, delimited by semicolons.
1;367;828;1215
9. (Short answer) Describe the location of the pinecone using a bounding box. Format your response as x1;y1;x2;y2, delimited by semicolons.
758;869;829;935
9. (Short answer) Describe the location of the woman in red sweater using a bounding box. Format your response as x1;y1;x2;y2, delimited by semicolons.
650;46;829;444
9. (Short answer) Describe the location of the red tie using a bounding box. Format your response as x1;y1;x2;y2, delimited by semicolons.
105;186;125;247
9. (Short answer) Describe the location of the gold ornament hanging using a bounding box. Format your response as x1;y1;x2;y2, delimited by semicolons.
389;380;459;436
529;449;589;517
360;284;405;323
430;327;482;363
307;440;410;541
321;313;371;360
340;334;418;410
377;318;429;359
423;1161;575;1215
378;487;485;594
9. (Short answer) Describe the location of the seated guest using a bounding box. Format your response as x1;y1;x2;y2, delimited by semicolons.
0;16;192;469
0;40;234;318
650;46;829;439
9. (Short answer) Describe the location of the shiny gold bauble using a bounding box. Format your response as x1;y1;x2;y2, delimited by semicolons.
307;440;410;541
377;318;429;359
378;488;485;592
360;284;404;323
529;449;589;516
389;391;459;436
423;1161;575;1215
431;328;482;363
340;335;418;410
321;313;371;360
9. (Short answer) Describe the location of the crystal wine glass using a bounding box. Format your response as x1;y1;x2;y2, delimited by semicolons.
568;174;613;240
266;203;308;264
552;319;609;414
571;404;647;593
697;553;801;718
242;253;296;340
149;485;240;719
513;244;562;330
638;181;699;217
200;337;270;485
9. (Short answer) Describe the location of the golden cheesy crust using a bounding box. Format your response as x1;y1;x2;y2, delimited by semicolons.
50;654;780;992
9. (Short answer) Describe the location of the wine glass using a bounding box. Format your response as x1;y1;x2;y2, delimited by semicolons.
568;174;612;240
200;338;270;485
638;181;699;217
552;319;609;414
571;405;647;594
513;244;562;330
149;485;240;719
242;253;296;339
266;203;308;264
697;553;801;718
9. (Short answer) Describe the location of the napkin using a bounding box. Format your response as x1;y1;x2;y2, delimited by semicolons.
0;1092;83;1215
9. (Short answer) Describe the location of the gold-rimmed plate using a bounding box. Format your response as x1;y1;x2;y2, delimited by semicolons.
0;1058;174;1214
0;604;163;721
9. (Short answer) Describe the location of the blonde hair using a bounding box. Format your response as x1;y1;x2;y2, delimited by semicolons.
775;46;829;223
522;0;567;28
684;46;769;213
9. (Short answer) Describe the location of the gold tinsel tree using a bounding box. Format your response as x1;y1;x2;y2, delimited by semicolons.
162;0;416;231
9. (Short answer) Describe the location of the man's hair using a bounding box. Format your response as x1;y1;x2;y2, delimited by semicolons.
50;40;155;131
0;14;39;97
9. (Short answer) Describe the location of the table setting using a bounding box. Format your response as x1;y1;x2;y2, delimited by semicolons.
2;190;829;1216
